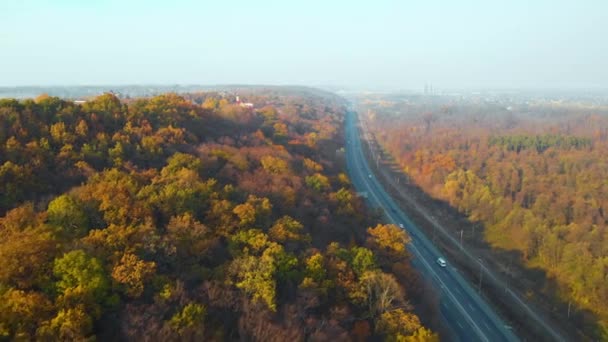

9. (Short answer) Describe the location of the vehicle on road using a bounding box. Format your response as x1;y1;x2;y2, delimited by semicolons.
399;223;404;228
437;257;447;267
368;174;372;178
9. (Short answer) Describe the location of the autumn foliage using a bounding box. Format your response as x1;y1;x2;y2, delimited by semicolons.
364;95;608;339
0;90;434;340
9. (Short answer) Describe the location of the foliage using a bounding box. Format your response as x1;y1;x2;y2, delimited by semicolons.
53;250;110;305
0;90;432;340
111;253;156;298
367;224;411;260
366;96;608;338
170;303;206;336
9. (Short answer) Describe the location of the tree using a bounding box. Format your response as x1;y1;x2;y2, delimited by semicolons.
38;306;94;341
202;97;219;110
53;250;110;306
375;308;437;341
162;213;211;265
332;187;355;215
305;173;330;192
367;224;411;260
230;229;270;253
350;247;377;277
0;288;53;340
232;195;272;228
75;119;89;138
169;303;206;337
259;105;278;124
111;253;156;298
230;253;277;311
0;203;38;233
233;202;256;227
161;152;202;178
260;155;289;174
0;225;56;289
360;271;404;317
47;194;90;237
268;216;309;243
301;253;326;286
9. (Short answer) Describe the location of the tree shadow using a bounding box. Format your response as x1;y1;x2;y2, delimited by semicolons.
360;129;602;341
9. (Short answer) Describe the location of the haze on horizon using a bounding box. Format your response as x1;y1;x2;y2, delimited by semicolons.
1;0;607;90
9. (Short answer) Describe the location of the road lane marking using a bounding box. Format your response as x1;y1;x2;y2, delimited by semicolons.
346;113;492;342
359;176;489;341
355;111;558;341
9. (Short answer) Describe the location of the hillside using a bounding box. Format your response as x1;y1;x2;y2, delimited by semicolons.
0;90;436;341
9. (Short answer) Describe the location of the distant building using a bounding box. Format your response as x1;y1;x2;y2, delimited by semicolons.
235;95;254;108
74;100;86;105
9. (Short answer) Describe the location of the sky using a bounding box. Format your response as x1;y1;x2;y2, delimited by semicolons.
1;0;607;90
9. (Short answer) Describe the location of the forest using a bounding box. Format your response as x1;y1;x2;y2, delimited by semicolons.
361;94;608;339
0;89;436;340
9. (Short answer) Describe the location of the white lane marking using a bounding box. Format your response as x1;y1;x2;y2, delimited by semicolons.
349;139;490;342
469;303;476;311
457;321;464;329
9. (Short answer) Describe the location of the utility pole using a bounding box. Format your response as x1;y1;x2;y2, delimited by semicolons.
567;301;571;318
460;229;464;249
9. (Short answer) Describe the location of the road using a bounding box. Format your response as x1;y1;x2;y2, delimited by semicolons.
345;110;519;342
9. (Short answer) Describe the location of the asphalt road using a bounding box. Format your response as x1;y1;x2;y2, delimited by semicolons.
344;110;519;342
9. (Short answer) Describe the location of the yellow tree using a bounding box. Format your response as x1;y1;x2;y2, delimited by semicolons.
367;224;411;260
111;253;156;298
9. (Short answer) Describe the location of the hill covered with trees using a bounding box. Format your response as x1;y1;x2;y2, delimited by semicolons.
0;89;436;340
361;95;608;339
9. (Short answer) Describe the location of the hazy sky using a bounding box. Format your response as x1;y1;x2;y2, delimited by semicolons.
1;0;606;89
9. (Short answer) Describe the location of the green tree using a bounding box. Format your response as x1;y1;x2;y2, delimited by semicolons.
350;247;376;276
39;306;94;341
53;250;110;305
47;194;90;237
305;173;330;192
169;303;206;337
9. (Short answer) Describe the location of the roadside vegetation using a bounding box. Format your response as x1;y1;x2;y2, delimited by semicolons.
361;95;608;340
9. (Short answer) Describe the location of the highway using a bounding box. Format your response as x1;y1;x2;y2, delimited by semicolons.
344;110;519;342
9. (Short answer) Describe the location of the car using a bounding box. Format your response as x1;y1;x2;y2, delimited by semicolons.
436;257;447;267
399;223;404;228
368;174;372;178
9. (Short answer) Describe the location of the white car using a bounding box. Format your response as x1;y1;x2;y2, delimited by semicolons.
399;223;404;228
436;257;447;267
368;174;372;179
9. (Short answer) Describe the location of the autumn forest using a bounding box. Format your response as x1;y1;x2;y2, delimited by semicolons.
0;89;437;340
360;94;608;340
